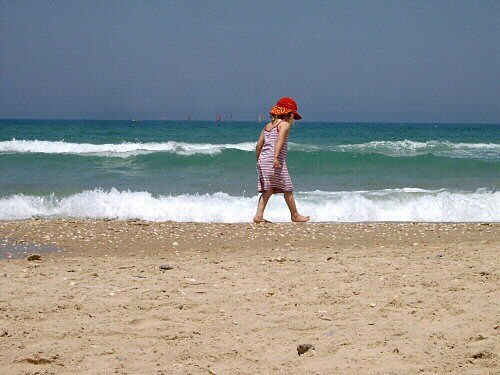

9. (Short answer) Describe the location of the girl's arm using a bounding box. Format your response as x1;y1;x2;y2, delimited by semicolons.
273;122;291;169
255;130;265;161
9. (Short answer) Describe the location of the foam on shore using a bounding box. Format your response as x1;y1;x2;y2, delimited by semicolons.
0;187;498;222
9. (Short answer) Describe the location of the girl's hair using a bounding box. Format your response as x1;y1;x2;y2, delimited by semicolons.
270;112;294;122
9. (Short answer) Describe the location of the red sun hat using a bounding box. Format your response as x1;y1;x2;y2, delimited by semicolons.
270;97;302;120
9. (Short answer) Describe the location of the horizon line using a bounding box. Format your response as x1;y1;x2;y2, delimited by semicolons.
1;118;499;125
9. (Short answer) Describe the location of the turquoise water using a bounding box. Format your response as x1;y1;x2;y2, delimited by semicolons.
0;119;499;222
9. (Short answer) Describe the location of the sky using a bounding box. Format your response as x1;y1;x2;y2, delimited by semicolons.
1;0;499;123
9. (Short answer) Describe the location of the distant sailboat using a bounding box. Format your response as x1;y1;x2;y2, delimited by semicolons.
258;114;263;123
186;114;191;121
216;114;222;122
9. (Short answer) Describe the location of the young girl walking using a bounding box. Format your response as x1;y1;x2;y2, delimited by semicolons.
254;97;310;223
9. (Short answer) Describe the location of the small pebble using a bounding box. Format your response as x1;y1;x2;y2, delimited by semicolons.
297;344;315;355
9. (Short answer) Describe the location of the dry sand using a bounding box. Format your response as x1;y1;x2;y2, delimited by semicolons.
0;219;498;374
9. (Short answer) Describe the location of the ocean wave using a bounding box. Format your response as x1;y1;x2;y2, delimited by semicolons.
0;139;255;157
0;139;498;159
0;187;498;222
327;140;500;159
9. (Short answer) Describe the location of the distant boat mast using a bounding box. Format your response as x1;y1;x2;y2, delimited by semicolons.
186;114;191;121
258;114;263;123
216;114;222;122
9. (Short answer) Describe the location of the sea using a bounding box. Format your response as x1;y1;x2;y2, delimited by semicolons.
0;119;499;222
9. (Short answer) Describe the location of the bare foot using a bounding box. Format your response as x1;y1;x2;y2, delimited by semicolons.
291;214;310;222
253;216;272;223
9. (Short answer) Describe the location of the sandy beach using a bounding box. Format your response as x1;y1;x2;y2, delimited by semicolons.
0;219;498;374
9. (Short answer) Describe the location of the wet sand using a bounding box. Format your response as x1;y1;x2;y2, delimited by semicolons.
0;219;498;374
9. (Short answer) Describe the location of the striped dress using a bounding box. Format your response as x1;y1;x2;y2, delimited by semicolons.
257;122;294;193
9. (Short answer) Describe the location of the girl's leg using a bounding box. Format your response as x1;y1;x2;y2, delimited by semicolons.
284;191;310;222
253;190;273;223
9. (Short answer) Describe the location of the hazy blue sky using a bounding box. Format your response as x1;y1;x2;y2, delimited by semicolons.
1;0;499;122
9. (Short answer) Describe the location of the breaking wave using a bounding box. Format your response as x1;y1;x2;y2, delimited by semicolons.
0;187;498;222
327;140;500;160
0;139;255;157
0;139;498;159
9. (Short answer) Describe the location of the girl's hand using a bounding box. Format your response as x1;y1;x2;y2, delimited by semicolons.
273;158;281;169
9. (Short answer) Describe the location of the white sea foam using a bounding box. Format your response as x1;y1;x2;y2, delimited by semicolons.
1;139;498;159
289;140;500;159
330;140;500;159
0;188;498;222
0;139;255;157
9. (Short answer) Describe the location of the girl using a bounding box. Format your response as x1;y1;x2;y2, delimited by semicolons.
254;97;310;223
